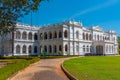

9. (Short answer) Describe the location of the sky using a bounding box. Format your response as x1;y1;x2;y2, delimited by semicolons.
19;0;120;35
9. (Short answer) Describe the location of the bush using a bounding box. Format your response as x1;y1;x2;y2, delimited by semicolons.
0;57;40;80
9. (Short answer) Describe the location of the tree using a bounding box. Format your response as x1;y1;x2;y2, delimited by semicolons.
0;0;48;35
0;0;49;56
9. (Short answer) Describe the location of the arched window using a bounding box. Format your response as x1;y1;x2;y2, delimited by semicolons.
44;46;47;52
40;33;43;40
34;46;37;53
23;45;26;54
49;45;52;53
54;45;57;53
44;32;47;40
83;45;85;52
16;31;21;39
34;33;38;40
76;45;79;52
64;30;68;38
49;32;52;39
94;34;96;40
28;45;32;53
76;31;79;39
89;34;92;40
16;45;20;54
97;35;99;40
59;31;62;38
28;32;32;40
65;44;68;52
22;31;27;40
106;45;108;52
54;31;57;38
86;33;88;40
59;45;62;51
83;33;85;40
87;46;89;52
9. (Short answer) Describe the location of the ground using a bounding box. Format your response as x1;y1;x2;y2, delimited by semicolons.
8;58;71;80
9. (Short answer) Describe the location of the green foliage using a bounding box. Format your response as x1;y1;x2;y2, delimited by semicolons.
63;56;120;80
0;57;40;80
58;51;62;55
0;0;49;35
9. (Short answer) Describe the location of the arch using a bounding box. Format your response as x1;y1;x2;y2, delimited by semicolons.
65;44;68;52
22;31;27;40
16;31;21;39
28;45;32;53
86;33;88;40
59;31;62;38
83;33;85;40
22;45;26;54
44;45;47;52
87;45;89;52
76;31;79;39
64;30;68;38
49;32;52;39
34;46;37;53
89;34;92;40
96;45;103;55
83;45;85;52
49;45;52;53
34;33;38;40
44;32;47;40
40;33;43;40
16;45;20;54
54;31;57;38
28;32;32;40
76;45;79;52
59;45;62;51
54;45;57;53
94;34;96;40
97;35;99;40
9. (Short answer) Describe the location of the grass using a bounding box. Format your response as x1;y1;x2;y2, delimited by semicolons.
0;56;40;80
63;56;120;80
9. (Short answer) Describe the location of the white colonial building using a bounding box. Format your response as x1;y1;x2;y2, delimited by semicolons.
0;21;118;56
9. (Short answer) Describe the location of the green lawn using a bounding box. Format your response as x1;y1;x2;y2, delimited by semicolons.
0;56;40;80
63;56;120;80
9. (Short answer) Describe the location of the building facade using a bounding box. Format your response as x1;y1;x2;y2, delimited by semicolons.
0;21;118;56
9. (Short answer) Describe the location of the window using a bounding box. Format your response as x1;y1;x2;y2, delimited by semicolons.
64;30;68;38
49;45;52;53
76;45;79;52
54;45;57;53
16;31;21;39
76;31;79;39
22;31;27;40
89;34;92;40
44;46;47;52
29;46;32;53
59;45;62;51
65;44;68;52
28;32;32;40
54;31;57;38
83;45;85;52
16;45;20;54
87;46;89;52
59;31;62;38
23;45;26;54
34;46;37;53
34;33;38;40
86;33;88;40
97;35;99;40
44;32;47;40
83;33;85;40
49;32;52;39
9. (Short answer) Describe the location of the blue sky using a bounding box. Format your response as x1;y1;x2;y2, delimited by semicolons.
19;0;120;35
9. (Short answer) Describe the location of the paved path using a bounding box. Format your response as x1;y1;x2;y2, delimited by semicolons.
8;58;71;80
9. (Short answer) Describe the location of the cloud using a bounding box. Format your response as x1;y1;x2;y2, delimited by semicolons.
70;0;119;19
